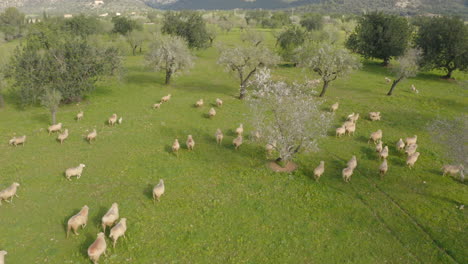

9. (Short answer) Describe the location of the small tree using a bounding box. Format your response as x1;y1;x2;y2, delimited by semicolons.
247;68;332;163
276;25;306;62
296;43;361;97
387;48;421;96
40;89;62;125
126;31;145;55
206;24;219;46
112;16;141;35
217;44;279;99
300;14;323;31
240;29;265;47
145;36;194;85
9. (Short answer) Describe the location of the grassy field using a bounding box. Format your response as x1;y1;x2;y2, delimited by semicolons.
0;28;467;264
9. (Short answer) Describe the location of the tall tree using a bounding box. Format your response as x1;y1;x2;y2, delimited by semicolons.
162;11;210;49
40;89;62;124
415;16;468;79
346;12;411;66
276;25;306;62
62;15;100;38
126;31;146;55
387;48;421;96
296;43;361;97
0;7;25;41
145;35;194;85
112;16;141;35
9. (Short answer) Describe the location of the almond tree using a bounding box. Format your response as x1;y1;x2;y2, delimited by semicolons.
387;48;421;96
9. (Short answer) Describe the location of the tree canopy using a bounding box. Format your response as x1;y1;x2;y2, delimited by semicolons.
387;48;421;95
112;16;141;35
276;25;307;62
162;11;210;49
0;7;25;41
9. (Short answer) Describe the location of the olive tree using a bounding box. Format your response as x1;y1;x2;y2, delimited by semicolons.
296;43;361;97
387;48;421;96
40;89;62;125
247;68;332;163
145;35;194;85
126;31;146;55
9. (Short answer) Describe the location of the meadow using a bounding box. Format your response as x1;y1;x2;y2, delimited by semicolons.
0;28;467;263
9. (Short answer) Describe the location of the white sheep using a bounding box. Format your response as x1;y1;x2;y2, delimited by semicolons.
343;120;355;129
369;129;383;144
65;164;86;181
118;117;123;124
48;123;62;134
215;129;223;145
330;102;339;112
0;182;20;205
87;232;107;264
87;129;97;143
347;156;357;170
208;108;216;118
314;161;325;181
347;113;360;123
195;99;204;107
379;159;388;176
396;138;405;151
342;167;354;183
411;84;419;93
172;139;180;154
9;135;26;146
405;144;418;156
153;179;165;202
369;112;381;121
153;103;162;109
102;203;119;232
405;135;417;145
265;141;276;156
57;129;69;144
186;135;195;151
385;77;392;83
442;164;464;177
379;146;389;160
235;124;244;136
67;205;89;238
233;135;243;150
108;114;117;126
336;126;346;137
0;250;6;264
345;122;356;136
216;98;223;107
406;152;420;169
161;94;171;103
76;111;84;121
375;141;383;153
109;218;127;248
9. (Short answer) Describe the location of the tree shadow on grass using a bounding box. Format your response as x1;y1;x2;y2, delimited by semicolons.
143;183;154;200
360;146;378;161
92;206;109;228
79;232;95;258
31;112;50;125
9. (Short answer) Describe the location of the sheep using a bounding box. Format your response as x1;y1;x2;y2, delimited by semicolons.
186;135;195;151
405;144;418;156
379;146;389;160
347;113;360;123
67;205;89;238
396;138;405;151
153;179;165;202
346;113;355;120
368;129;383;144
208;108;216;118
442;164;464;177
345;122;356;136
330;102;339;112
0;183;20;205
161;94;171;103
118;117;123;125
0;250;6;264
108;114;117;126
152;103;162;109
406;152;421;169
379;159;388;176
411;84;419;93
369;112;381;121
57;129;69;144
87;232;107;264
347;156;357;170
102;203;119;232
405;135;417;145
76;111;84;121
342;167;354;183
65;164;86;181
195;99;204;107
235;124;244;136
385;77;392;83
313;161;325;181
215;129;223;145
336;126;346;137
216;98;223;107
87;129;97;143
375;141;383;153
343;120;355;129
48;123;62;134
265;141;276;156
233;135;243;150
109;218;127;248
9;135;26;146
172;139;180;155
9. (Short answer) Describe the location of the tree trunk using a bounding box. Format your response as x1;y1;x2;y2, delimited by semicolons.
51;110;56;125
132;45;137;56
382;58;390;67
319;81;329;97
139;46;142;53
165;70;172;85
442;68;454;79
387;79;401;96
239;83;247;99
0;94;4;108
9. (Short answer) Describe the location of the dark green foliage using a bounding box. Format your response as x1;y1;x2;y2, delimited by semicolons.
276;25;307;61
112;16;142;35
414;16;468;79
261;12;290;28
300;14;323;31
62;15;101;38
162;11;210;49
346;12;411;66
244;10;269;25
0;7;25;41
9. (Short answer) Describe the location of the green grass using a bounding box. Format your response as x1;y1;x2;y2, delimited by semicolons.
0;29;467;264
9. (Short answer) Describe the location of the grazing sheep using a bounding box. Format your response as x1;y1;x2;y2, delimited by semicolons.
406;152;421;168
233;135;243;150
108;114;117;126
347;113;360;123
57;129;69;144
216;98;223;107
343;120;355;129
102;203;119;232
0;250;6;264
235;124;244;136
195;99;204;107
186;135;195;151
153;179;165;202
76;111;84;121
405;144;418;156
411;84;419;93
330;102;339;112
215;129;223;145
161;94;171;103
87;129;97;143
347;156;357;170
314;161;325;181
65;164;86;181
48;123;63;134
265;141;276;156
9;135;26;146
396;138;405;151
375;141;383;153
369;129;383;144
208;108;216;118
172;139;180;154
405;135;417;145
0;183;20;205
153;103;162;109
442;164;464;177
379;159;388;176
336;126;346;137
379;146;389;160
87;232;107;264
345;122;356;136
385;77;392;83
342;167;354;183
67;205;89;238
109;218;127;248
369;112;381;121
346;113;355;120
118;117;123;125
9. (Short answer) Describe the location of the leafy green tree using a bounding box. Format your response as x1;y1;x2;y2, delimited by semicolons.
276;26;306;62
206;24;219;46
0;7;25;41
112;16;141;35
296;42;361;97
145;35;194;85
346;12;411;66
240;28;265;47
415;16;468;79
162;11;209;49
300;14;323;31
262;12;290;28
387;48;421;96
126;31;146;55
62;15;101;38
40;89;62;124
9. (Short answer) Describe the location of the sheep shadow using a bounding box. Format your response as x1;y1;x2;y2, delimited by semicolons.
92;206;109;228
79;233;96;258
144;183;154;200
389;156;406;167
164;145;174;155
203;113;212;119
360;146;378;161
357;135;370;144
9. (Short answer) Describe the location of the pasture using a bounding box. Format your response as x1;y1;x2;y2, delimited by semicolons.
0;29;467;263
